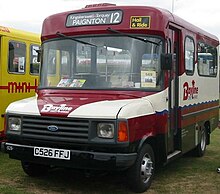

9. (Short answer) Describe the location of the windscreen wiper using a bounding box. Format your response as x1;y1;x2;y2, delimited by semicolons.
107;27;159;46
56;32;97;47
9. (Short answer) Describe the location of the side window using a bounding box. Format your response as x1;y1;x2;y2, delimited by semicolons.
198;42;217;77
30;45;40;74
8;41;26;73
185;36;195;75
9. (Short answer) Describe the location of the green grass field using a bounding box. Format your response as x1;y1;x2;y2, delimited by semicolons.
1;129;220;194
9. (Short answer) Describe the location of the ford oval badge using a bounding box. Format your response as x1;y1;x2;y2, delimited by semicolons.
47;125;59;132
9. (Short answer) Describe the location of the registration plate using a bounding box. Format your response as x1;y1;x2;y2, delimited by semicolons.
34;146;70;160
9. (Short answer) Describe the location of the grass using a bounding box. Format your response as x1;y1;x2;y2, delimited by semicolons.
1;129;220;194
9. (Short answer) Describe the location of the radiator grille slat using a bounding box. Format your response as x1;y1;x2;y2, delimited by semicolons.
22;116;89;143
22;134;87;143
23;124;88;132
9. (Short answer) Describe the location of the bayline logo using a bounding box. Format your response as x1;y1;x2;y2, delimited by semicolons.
41;104;72;113
183;80;198;100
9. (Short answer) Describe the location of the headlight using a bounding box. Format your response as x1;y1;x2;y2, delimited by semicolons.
97;123;114;138
8;117;21;131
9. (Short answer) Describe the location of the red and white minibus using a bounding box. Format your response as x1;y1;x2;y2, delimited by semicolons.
3;4;219;192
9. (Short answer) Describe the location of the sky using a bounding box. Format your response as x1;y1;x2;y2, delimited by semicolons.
0;0;220;39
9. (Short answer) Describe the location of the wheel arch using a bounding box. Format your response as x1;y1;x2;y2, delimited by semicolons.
137;135;167;166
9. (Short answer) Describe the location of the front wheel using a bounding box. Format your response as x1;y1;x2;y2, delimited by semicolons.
21;161;49;177
127;144;155;193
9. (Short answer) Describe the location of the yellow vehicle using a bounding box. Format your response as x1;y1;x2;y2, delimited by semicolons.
0;26;40;140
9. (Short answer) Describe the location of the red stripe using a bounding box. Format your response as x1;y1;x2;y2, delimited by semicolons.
180;102;219;127
0;86;8;90
181;101;219;115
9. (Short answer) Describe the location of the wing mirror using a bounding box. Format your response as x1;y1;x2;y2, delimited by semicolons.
161;53;172;70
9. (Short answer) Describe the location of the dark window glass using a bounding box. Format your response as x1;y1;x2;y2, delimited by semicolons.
30;45;40;74
8;41;26;73
198;42;217;77
185;37;195;75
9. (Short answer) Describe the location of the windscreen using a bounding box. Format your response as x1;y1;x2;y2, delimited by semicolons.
40;36;163;90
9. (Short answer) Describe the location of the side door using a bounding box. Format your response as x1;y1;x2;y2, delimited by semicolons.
167;24;182;159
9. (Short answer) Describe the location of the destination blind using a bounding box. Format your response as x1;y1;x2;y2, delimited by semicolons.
66;10;123;27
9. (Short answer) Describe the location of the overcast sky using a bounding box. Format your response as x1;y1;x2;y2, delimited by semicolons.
0;0;219;39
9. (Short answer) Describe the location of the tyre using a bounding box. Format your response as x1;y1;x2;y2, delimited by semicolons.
194;127;207;157
21;161;49;177
127;144;155;193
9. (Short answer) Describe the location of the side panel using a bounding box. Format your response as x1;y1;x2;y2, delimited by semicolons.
179;73;219;153
165;25;219;156
179;33;219;154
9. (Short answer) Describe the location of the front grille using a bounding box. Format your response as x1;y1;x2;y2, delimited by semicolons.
22;116;89;143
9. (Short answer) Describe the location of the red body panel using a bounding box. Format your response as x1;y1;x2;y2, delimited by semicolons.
128;113;168;143
41;6;171;40
41;5;218;46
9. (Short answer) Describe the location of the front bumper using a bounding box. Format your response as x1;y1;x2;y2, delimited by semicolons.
2;142;137;170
